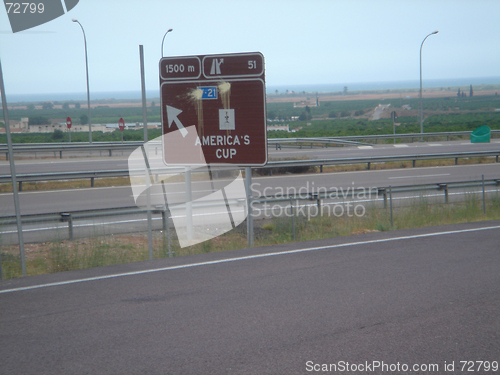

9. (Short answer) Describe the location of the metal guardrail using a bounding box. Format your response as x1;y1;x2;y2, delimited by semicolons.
269;137;368;148
269;130;500;149
1;130;499;158
253;178;500;208
1;178;498;241
335;130;500;142
1;149;500;188
261;149;500;171
0;141;146;160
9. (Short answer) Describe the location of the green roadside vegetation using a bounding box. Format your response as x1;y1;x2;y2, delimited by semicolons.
2;91;500;143
266;95;500;138
2;191;500;279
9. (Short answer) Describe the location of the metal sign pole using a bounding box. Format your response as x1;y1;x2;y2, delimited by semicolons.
245;167;254;247
0;58;26;276
139;45;154;260
140;45;148;144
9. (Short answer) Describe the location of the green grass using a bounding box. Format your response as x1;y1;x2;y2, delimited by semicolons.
2;191;500;280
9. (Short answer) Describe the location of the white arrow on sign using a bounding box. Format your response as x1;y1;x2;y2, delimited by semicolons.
166;105;188;138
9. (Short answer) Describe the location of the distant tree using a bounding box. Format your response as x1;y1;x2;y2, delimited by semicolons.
343;86;348;95
151;101;155;107
305;105;311;119
79;114;88;125
457;88;461;97
62;102;70;110
42;102;53;110
267;110;277;120
27;104;35;110
52;129;64;140
470;84;474;97
28;116;50;125
299;112;307;121
75;102;81;109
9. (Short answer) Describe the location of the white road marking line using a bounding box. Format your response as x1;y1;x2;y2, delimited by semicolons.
388;173;450;180
358;146;373;149
393;144;409;148
2;224;500;294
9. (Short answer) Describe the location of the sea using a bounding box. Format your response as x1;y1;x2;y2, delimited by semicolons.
5;76;500;103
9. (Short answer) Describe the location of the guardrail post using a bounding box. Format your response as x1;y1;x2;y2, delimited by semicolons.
455;157;458;165
59;151;63;159
367;162;371;170
413;160;416;168
309;193;321;212
379;188;387;209
320;165;323;173
438;183;448;203
91;177;95;187
389;186;393;228
61;213;73;240
155;206;172;258
496;155;499;163
165;208;172;257
109;149;112;157
18;181;22;192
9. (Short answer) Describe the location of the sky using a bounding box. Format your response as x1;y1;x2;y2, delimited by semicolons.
1;0;500;99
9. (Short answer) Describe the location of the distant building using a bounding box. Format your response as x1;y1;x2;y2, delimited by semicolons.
1;117;162;133
267;124;290;132
10;117;29;132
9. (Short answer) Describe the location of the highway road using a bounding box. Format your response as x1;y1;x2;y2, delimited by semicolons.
1;139;500;244
0;159;499;244
1;139;500;175
1;221;499;374
1;162;499;216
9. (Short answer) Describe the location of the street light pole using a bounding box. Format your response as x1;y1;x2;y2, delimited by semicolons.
72;19;92;143
419;30;439;136
161;28;173;58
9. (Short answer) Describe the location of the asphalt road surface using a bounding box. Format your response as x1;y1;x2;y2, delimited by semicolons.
1;221;499;374
1;163;499;216
1;139;500;175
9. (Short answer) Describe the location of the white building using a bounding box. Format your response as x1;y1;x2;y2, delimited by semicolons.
267;124;290;132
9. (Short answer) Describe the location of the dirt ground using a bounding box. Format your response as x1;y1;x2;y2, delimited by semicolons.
266;88;499;104
9;87;499;110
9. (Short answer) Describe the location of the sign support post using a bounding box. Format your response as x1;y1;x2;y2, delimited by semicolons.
245;167;254;247
66;117;72;143
140;45;153;260
0;58;26;277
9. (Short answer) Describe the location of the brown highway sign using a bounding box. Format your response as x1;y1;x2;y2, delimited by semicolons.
159;52;267;166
